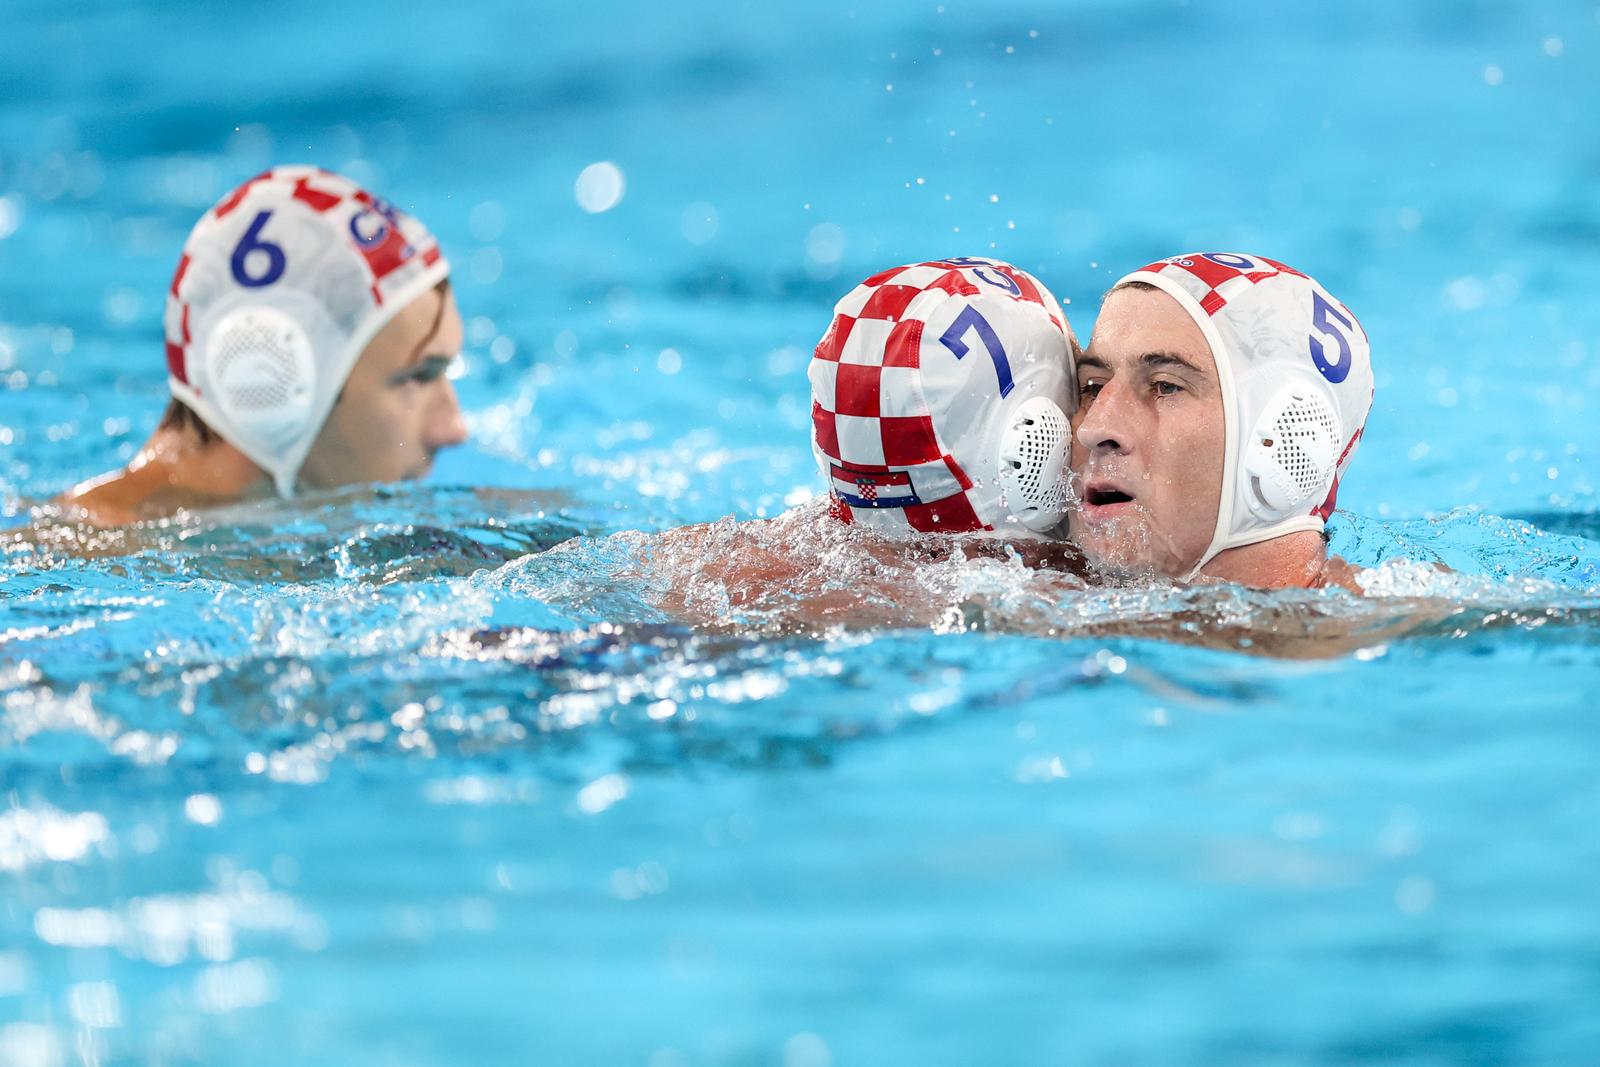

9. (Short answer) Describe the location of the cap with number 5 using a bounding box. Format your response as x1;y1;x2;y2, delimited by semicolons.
163;165;450;496
1115;253;1374;578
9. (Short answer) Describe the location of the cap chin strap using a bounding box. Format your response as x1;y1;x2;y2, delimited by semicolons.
1192;365;1344;581
171;287;343;498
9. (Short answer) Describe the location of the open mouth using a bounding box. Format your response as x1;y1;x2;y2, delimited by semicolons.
1085;485;1134;507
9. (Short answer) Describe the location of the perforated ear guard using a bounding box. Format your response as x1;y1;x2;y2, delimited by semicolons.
204;306;317;453
997;395;1073;532
1241;377;1343;520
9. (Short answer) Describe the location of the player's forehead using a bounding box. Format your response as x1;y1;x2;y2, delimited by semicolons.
356;285;457;375
424;285;463;351
1084;286;1214;374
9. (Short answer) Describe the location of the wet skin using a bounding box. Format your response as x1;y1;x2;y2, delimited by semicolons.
56;285;471;526
1068;286;1226;578
297;284;470;489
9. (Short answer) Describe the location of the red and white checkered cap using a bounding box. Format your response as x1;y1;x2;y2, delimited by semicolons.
164;165;450;496
809;257;1077;536
1117;253;1374;575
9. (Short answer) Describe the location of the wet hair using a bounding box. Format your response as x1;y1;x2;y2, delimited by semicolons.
1106;278;1159;299
159;397;216;444
157;278;452;439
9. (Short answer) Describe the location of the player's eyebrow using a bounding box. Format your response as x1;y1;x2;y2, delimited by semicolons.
1139;350;1205;374
1075;349;1207;376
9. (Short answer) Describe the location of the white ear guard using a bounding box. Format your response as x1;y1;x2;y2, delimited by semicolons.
178;284;348;495
1241;376;1343;521
205;305;317;454
997;395;1073;532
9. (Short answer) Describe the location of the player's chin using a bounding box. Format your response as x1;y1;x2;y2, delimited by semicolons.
1069;514;1152;573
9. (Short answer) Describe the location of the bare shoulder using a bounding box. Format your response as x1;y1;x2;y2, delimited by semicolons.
1313;554;1365;593
12;464;167;556
52;469;144;527
640;515;826;599
633;503;1088;633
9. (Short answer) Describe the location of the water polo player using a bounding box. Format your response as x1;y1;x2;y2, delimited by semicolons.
810;256;1079;540
1071;252;1373;589
634;255;1084;629
59;165;468;524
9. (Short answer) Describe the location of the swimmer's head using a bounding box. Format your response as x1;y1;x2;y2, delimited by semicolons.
809;257;1079;538
163;165;462;496
1070;253;1372;579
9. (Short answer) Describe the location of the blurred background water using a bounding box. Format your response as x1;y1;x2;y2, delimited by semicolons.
1;2;1598;1065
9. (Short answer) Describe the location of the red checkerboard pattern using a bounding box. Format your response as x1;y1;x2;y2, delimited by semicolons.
1137;253;1315;319
810;259;1059;533
1138;251;1371;351
165;166;443;385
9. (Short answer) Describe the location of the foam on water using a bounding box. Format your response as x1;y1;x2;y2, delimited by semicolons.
8;493;1589;816
1;491;1596;1062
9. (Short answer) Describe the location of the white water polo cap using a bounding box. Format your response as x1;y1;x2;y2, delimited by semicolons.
809;257;1077;537
163;165;450;496
1117;253;1374;577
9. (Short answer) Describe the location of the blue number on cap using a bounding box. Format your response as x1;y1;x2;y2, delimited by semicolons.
945;257;1022;296
972;267;1020;295
939;305;1015;398
349;209;390;247
1308;291;1354;383
1203;253;1256;270
229;211;287;288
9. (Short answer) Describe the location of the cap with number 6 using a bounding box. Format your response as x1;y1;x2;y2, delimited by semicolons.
163;165;450;497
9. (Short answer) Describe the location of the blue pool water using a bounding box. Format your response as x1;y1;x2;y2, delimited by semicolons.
3;2;1599;1064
